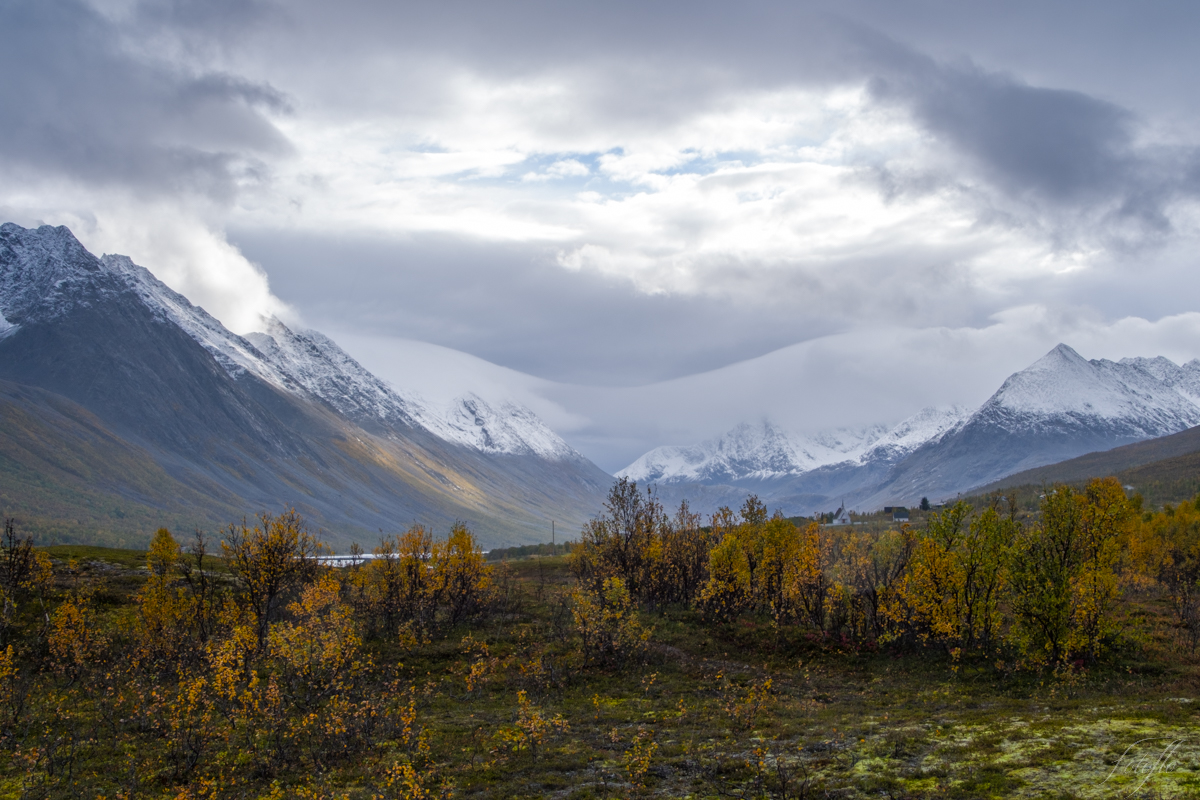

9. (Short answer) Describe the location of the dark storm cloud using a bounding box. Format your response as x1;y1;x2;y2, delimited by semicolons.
0;0;290;198
860;48;1200;246
134;0;281;37
873;66;1134;201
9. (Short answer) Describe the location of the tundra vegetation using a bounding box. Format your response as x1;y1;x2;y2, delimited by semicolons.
1;479;1200;798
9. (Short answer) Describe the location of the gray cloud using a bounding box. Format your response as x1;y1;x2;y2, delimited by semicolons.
0;0;290;198
874;66;1135;202
229;229;850;385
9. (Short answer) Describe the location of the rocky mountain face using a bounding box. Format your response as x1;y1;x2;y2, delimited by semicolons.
621;344;1200;516
0;223;611;548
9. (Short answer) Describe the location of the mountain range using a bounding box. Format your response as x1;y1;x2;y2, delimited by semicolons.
620;344;1200;514
0;223;612;548
4;222;1200;545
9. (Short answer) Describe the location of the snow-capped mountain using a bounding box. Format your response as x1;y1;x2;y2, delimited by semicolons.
0;223;609;546
619;406;968;485
102;251;576;461
978;344;1200;435
621;343;1200;515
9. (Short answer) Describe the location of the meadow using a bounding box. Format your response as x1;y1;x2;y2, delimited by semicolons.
1;480;1199;798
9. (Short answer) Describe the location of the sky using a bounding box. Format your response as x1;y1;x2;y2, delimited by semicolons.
5;0;1200;471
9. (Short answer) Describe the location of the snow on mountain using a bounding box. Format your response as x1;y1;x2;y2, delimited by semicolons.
1120;355;1200;407
982;344;1200;435
625;343;1200;509
0;223;108;325
243;319;422;426
243;321;575;460
0;226;577;462
857;405;972;462
619;406;969;485
102;254;298;391
414;394;577;459
616;420;860;484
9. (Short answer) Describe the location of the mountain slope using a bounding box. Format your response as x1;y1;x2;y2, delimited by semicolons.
0;223;611;547
0;379;241;546
973;424;1200;494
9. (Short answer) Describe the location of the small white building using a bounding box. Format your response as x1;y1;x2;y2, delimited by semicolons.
828;505;851;525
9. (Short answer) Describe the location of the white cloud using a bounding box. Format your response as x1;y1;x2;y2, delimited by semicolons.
522;158;591;181
326;305;1200;472
6;192;292;335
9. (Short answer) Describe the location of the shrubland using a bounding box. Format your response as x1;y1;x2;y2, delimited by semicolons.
1;480;1199;798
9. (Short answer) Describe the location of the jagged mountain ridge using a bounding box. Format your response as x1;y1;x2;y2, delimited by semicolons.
619;407;970;486
100;250;574;460
0;223;610;547
621;344;1200;515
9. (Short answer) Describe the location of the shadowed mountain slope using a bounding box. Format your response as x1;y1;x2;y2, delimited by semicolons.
0;224;611;548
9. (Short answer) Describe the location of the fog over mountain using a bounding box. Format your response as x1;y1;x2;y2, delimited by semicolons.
618;344;1200;515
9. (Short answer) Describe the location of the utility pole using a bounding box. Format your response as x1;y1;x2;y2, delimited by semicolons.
551;520;555;550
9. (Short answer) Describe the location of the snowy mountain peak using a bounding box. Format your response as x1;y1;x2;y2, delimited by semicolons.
1120;355;1183;384
983;344;1200;432
0;223;111;326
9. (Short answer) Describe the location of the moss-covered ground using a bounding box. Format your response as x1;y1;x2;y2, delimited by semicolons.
4;551;1199;798
388;557;1200;799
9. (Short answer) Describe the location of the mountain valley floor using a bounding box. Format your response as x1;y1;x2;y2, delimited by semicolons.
3;537;1200;799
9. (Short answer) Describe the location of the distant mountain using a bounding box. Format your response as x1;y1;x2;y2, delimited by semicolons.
621;344;1200;516
620;407;968;485
0;223;611;548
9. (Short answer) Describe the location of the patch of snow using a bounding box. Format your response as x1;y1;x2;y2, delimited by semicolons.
412;393;577;459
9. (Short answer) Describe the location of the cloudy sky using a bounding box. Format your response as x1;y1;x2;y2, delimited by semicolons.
5;0;1200;470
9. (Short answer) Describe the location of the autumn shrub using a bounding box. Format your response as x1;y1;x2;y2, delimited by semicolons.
351;522;493;639
699;499;803;622
832;526;914;643
897;503;1012;658
1130;494;1200;651
1008;478;1131;664
136;529;196;667
431;522;492;625
572;576;652;669
570;478;666;598
222;510;326;648
0;519;50;648
641;499;713;607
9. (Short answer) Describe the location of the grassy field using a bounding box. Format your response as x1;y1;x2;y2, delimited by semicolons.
386;556;1200;799
4;544;1200;798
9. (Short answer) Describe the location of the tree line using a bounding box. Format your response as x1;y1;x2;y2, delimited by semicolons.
570;476;1198;668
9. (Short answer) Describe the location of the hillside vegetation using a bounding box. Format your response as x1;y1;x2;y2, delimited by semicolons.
974;424;1200;508
1;479;1200;798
